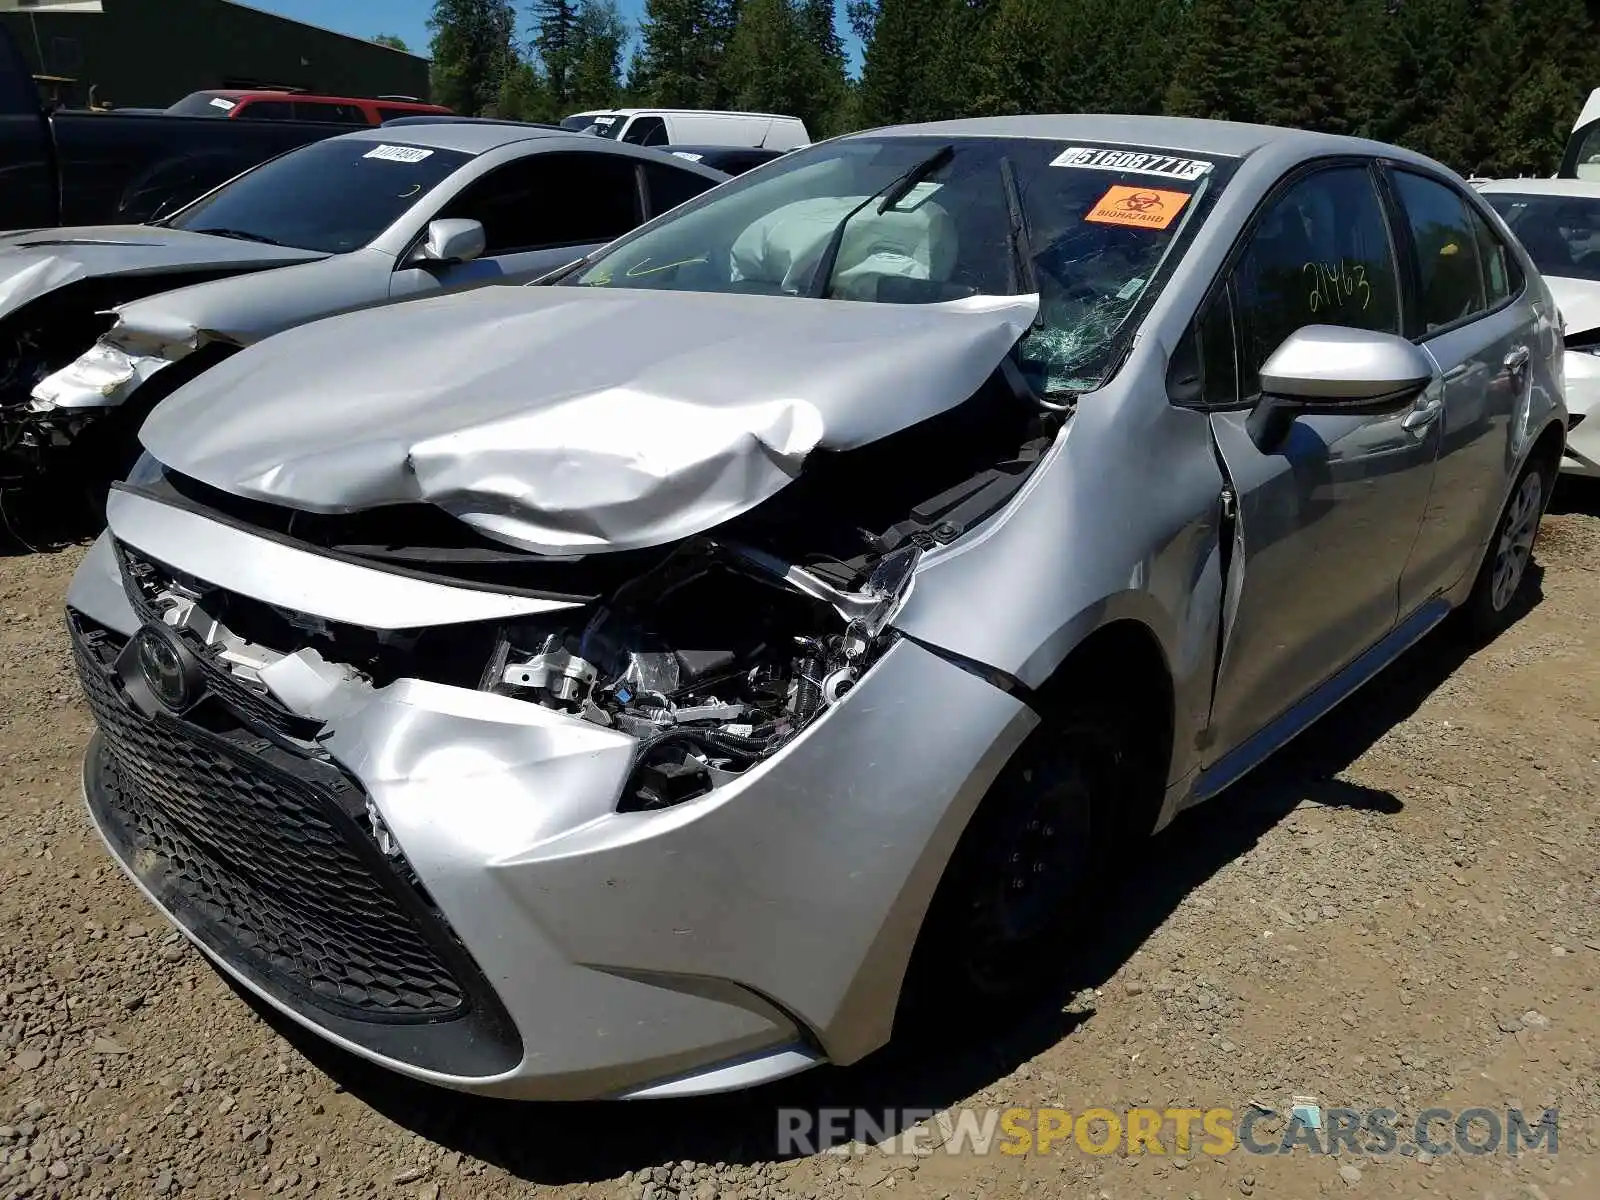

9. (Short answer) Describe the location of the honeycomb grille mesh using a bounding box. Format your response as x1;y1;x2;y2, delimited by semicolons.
72;617;468;1022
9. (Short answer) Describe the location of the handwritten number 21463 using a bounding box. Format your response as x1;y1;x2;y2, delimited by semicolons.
1304;260;1372;313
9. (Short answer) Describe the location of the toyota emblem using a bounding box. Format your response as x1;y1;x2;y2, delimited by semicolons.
133;624;197;713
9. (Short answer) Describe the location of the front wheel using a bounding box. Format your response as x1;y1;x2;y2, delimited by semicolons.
902;714;1133;1010
1461;457;1551;641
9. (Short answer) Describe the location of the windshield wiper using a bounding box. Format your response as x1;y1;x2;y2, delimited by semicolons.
999;156;1040;303
806;143;955;300
531;255;590;286
194;227;285;246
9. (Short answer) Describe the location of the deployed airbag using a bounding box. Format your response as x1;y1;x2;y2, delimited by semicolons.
730;194;958;300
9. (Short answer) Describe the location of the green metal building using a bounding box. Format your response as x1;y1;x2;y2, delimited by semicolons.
0;0;430;109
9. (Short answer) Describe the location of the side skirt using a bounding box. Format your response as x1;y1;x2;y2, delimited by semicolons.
1188;596;1452;804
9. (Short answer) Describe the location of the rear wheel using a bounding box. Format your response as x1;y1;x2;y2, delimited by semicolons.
1461;456;1552;641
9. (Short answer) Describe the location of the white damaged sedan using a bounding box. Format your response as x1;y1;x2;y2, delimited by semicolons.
1479;178;1600;478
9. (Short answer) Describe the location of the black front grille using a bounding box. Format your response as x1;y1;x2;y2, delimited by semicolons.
112;543;324;741
73;616;491;1031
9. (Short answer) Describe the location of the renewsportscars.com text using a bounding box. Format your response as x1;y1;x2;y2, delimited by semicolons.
778;1106;1560;1158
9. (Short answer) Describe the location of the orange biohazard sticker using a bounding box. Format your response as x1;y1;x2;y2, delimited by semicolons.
1085;185;1192;230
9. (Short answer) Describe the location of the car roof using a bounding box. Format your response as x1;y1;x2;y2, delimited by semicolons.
334;122;587;154
666;145;785;158
1474;177;1600;198
205;90;444;108
849;114;1417;162
592;108;801;121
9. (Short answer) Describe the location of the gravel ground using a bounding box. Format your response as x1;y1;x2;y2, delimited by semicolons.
1;487;1597;1200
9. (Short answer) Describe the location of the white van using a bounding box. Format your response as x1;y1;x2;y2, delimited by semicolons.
1560;88;1600;179
562;108;810;151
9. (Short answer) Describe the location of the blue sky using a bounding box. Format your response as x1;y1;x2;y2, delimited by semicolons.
249;0;863;79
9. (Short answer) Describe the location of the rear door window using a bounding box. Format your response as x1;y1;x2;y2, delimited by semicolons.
235;100;295;121
296;101;366;124
643;161;718;218
1470;206;1517;305
440;151;643;253
1229;164;1402;397
1391;171;1488;334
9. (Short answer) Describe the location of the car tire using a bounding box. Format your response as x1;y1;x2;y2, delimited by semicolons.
1460;454;1554;642
901;710;1135;1014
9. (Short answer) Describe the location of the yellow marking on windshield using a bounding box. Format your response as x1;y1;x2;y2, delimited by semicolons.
625;255;709;278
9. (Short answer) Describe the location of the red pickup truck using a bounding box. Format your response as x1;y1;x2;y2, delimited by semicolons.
165;90;453;126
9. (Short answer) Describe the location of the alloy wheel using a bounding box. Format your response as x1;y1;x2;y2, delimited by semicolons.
1490;470;1543;612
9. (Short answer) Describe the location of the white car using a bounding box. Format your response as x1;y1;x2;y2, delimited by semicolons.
559;108;810;150
1479;178;1600;478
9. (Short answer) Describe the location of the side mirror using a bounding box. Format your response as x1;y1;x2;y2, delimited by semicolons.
1246;325;1434;450
417;218;486;266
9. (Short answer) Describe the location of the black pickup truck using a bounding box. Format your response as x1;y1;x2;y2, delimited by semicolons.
0;24;358;230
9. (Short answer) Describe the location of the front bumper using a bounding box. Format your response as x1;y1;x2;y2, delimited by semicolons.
69;516;1036;1099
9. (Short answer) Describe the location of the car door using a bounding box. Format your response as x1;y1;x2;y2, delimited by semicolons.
1196;161;1444;760
1382;167;1540;609
389;150;650;299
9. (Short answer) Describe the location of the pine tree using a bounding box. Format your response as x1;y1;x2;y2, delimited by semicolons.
532;0;580;111
635;0;739;107
971;0;1057;116
796;0;850;132
1491;0;1600;174
1254;0;1355;134
1164;0;1269;123
858;0;972;124
723;0;849;132
1373;0;1478;157
494;59;554;120
568;0;628;111
428;0;520;116
847;0;1600;176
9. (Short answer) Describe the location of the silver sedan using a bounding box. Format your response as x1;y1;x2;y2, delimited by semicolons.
6;121;724;485
67;115;1565;1100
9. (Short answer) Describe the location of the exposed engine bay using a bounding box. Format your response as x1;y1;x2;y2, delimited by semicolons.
486;538;913;811
114;358;1065;815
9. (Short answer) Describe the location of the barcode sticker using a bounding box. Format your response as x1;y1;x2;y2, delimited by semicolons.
363;144;434;164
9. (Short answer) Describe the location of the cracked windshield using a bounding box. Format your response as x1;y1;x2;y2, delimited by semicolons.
571;139;1231;393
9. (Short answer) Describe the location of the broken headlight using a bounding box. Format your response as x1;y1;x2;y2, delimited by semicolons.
30;339;140;409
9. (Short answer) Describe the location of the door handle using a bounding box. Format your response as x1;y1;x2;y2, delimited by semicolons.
1504;345;1531;375
1402;396;1443;432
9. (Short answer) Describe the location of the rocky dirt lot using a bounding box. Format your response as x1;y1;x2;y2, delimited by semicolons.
1;489;1597;1200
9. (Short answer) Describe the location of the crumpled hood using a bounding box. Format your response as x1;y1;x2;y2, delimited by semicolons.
1544;274;1600;339
140;284;1039;555
0;224;327;323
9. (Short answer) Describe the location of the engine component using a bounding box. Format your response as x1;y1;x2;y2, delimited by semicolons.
503;641;599;708
484;536;901;812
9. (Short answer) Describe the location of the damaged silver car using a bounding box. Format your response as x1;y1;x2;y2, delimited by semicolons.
68;116;1566;1100
4;122;723;486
